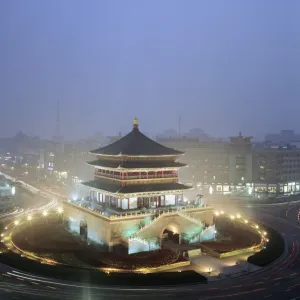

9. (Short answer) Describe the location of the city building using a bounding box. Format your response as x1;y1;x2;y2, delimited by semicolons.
0;175;15;212
159;133;300;198
265;130;300;146
252;145;300;195
63;118;215;254
158;133;253;196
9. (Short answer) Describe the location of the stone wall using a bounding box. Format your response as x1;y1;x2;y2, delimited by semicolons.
63;202;146;247
63;202;214;252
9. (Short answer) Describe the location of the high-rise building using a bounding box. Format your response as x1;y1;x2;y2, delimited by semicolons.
158;133;253;195
265;130;300;146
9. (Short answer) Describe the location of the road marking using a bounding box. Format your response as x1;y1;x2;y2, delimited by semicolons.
200;288;266;300
31;282;39;285
46;286;56;289
264;296;272;298
273;282;280;286
286;283;300;291
2;274;11;277
255;282;264;285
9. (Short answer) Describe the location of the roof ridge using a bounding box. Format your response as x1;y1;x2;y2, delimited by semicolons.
90;126;184;156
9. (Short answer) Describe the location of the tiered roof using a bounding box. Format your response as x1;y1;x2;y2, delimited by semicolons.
87;159;186;169
83;178;191;195
90;119;183;156
83;118;191;196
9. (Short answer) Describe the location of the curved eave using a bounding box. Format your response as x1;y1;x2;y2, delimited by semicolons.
81;181;192;198
86;162;187;171
81;187;193;198
89;152;184;158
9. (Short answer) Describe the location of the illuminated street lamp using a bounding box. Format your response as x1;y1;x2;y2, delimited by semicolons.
236;214;241;219
255;225;259;229
27;215;32;221
263;231;267;236
42;211;48;217
14;220;19;226
4;227;7;230
220;210;224;215
214;211;220;216
244;219;248;224
57;207;63;214
230;215;235;220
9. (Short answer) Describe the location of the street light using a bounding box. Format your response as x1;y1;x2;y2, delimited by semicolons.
255;225;259;229
57;207;63;214
244;219;248;224
43;211;48;217
236;214;241;219
230;215;235;220
14;220;19;226
27;215;32;221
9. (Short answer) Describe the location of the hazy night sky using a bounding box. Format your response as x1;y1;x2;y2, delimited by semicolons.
0;0;299;140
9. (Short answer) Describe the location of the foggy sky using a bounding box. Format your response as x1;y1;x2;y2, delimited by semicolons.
0;0;299;140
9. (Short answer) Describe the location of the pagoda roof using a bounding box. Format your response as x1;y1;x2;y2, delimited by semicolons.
87;159;186;169
90;119;184;156
82;179;191;195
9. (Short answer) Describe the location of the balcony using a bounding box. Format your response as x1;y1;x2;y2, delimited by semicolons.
94;172;177;181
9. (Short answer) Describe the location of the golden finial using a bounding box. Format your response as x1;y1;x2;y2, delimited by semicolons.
133;117;139;129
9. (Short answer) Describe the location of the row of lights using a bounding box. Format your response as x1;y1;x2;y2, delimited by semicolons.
13;207;63;226
214;210;268;240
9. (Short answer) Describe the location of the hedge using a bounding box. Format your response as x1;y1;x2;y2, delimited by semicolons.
247;227;284;267
0;251;207;286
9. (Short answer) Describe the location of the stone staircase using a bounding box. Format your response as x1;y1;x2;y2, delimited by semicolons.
132;210;204;238
132;213;166;237
177;211;204;227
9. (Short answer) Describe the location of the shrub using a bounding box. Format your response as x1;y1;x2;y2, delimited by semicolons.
247;227;284;267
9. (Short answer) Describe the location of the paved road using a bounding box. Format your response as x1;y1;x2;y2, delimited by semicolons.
1;196;300;299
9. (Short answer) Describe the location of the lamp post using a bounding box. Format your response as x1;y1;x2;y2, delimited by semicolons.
57;207;63;224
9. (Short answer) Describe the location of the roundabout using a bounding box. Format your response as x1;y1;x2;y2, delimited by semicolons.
0;199;295;299
0;182;298;299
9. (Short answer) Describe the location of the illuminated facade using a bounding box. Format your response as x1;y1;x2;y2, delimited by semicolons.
63;119;214;253
0;175;15;212
158;133;253;195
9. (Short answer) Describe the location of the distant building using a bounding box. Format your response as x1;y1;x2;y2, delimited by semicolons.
252;145;300;194
265;130;300;146
158;133;253;195
159;133;300;198
0;175;15;212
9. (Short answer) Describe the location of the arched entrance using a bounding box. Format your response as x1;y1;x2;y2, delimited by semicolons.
162;229;179;243
79;219;87;241
161;223;181;246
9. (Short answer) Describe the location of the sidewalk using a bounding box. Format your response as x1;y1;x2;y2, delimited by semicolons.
161;250;261;281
